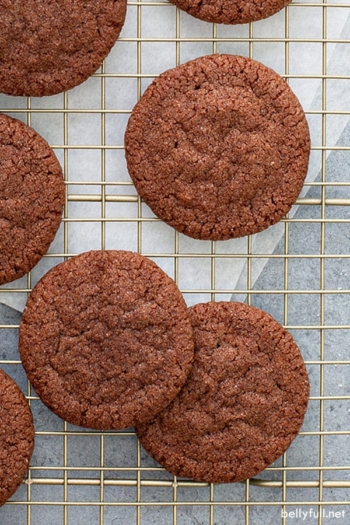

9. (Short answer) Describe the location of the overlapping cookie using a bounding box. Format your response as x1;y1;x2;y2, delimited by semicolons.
137;301;310;482
19;250;194;430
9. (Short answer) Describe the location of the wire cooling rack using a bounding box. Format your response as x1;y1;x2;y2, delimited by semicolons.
1;0;350;524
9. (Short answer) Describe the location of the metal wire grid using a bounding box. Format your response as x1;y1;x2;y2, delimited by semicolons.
0;0;350;523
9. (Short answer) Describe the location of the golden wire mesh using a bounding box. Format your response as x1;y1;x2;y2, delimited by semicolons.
1;0;350;523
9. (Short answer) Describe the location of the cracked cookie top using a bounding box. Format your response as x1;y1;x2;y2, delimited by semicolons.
0;0;127;96
136;301;310;483
0;114;65;285
169;0;291;25
19;250;194;430
0;369;34;506
125;54;310;240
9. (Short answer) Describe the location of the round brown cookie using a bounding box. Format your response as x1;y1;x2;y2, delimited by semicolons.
169;0;290;24
0;114;65;285
19;250;194;430
136;301;310;483
125;54;310;241
0;368;34;506
0;0;127;97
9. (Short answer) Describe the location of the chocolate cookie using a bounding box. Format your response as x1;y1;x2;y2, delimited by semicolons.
0;369;34;506
0;0;127;97
169;0;290;24
0;114;65;285
125;54;310;241
19;250;194;430
136;301;310;483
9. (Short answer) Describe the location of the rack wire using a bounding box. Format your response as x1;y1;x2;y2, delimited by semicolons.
1;0;350;523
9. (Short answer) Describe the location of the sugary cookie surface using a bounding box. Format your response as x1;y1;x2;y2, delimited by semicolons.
0;369;34;506
19;250;194;430
0;114;65;285
0;0;127;96
125;54;310;240
137;301;310;483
